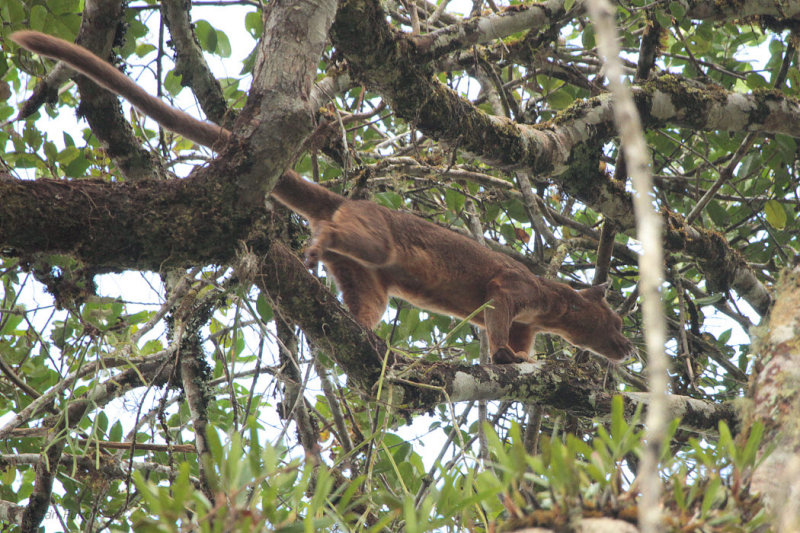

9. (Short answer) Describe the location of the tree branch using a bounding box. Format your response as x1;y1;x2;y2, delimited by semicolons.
0;173;264;270
681;0;800;21
161;0;230;127
411;0;572;60
391;358;735;434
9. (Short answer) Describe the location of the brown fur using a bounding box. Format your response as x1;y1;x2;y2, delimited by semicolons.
11;31;634;363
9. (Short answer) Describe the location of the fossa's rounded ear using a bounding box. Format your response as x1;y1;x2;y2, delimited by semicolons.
580;282;608;301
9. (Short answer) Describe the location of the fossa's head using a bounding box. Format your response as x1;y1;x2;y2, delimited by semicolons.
555;283;634;363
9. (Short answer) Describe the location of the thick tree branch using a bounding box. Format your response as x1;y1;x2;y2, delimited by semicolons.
413;0;800;61
681;0;800;21
251;242;395;390
231;0;337;208
636;77;800;138
0;172;265;270
335;2;800;175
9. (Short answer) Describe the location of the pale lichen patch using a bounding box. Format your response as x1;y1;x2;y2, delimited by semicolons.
651;90;677;120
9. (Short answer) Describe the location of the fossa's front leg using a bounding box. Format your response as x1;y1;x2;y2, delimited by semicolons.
484;298;531;364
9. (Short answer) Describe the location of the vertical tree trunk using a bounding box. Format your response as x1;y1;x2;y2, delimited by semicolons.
750;265;800;529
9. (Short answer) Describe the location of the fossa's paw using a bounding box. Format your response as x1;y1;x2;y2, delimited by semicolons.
492;347;531;364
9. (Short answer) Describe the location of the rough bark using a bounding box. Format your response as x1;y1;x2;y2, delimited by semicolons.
392;358;735;434
750;265;800;529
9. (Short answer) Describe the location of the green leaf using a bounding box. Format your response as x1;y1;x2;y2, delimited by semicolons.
548;89;575;109
701;476;722;516
745;73;769;89
582;24;595;49
737;152;759;179
214;31;231;57
764;199;786;229
255;292;274;322
608;396;622;433
110;421;123;442
0;313;23;335
788;68;800;90
768;38;784;56
445;189;465;213
245;11;263;37
694;293;723;306
375;191;404;209
673;475;687;511
3;1;27;25
135;43;156;58
655;9;673;29
29;4;48;31
194;20;218;53
717;420;733;456
705;200;728;226
741;421;765;468
65;156;91;178
696;22;713;42
49;0;80;14
13;153;40;168
164;70;183;96
668;1;686;18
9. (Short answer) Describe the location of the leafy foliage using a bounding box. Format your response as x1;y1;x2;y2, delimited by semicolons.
118;399;768;532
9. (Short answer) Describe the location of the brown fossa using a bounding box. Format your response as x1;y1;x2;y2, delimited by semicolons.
11;30;634;364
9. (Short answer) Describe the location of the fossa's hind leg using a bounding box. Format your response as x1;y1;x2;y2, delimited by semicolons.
324;254;388;328
305;205;393;269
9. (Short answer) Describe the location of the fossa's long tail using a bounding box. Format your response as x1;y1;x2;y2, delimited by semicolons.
12;30;343;221
12;31;228;148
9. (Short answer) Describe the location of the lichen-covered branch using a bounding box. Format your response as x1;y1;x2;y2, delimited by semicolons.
178;336;215;502
0;174;264;270
0;501;23;526
411;0;572;59
637;77;800;138
250;242;394;390
392;359;735;434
